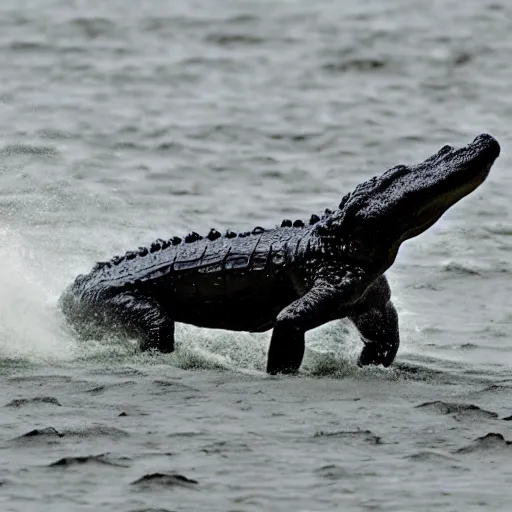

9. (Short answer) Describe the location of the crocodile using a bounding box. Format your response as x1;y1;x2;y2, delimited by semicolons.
59;133;500;374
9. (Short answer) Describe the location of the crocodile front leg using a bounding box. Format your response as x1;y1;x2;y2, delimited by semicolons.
350;300;399;367
267;270;368;375
348;275;400;367
101;292;175;353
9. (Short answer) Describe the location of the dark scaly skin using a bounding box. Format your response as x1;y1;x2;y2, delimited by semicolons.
59;134;500;374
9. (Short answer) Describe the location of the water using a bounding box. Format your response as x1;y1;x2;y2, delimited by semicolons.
0;0;512;510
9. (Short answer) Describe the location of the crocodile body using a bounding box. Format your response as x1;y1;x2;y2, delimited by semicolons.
59;134;500;374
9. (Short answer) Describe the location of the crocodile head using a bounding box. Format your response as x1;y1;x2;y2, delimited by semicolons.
319;133;500;273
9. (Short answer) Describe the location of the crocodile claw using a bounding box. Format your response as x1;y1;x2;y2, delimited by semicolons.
357;340;397;368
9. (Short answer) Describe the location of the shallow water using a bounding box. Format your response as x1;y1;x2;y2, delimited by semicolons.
1;0;512;510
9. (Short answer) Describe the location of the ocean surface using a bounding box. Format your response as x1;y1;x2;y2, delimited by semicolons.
1;0;512;510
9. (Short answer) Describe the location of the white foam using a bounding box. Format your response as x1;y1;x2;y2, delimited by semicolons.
0;226;78;362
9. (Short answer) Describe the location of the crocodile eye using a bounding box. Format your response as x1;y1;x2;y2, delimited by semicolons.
438;144;453;156
338;193;350;210
389;165;408;177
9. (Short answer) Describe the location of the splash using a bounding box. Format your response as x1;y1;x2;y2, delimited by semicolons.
0;226;78;364
0;225;433;380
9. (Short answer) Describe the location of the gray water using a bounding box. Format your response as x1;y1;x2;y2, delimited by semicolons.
1;0;512;510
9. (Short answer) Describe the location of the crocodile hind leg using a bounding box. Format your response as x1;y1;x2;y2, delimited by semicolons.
348;276;400;367
99;292;175;353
